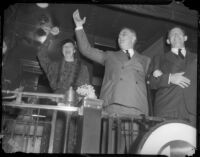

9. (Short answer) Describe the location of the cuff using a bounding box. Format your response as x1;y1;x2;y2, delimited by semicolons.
168;73;171;84
75;26;83;30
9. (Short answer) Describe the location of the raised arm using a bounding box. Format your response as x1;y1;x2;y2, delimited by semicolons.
73;9;106;65
37;36;58;74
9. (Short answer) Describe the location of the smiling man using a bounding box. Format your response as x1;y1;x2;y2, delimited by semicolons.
148;26;197;127
73;9;151;116
73;10;152;153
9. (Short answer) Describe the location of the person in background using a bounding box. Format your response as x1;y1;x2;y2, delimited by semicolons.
73;9;151;153
148;26;197;127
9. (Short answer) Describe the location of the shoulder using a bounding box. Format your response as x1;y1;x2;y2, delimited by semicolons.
187;49;197;58
106;50;117;55
151;53;167;62
79;60;90;72
137;52;151;63
101;50;117;61
81;64;88;73
79;60;87;68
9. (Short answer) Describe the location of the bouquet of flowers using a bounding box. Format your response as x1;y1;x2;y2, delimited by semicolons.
76;84;97;99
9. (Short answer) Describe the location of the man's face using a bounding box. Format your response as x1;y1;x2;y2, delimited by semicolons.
118;28;136;50
168;28;187;48
62;42;75;58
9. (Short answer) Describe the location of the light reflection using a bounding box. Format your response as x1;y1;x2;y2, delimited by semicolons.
36;3;49;8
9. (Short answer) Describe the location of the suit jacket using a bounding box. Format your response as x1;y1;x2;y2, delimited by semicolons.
75;29;151;115
148;50;197;122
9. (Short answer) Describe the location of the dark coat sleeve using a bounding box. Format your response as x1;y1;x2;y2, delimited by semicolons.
75;29;106;65
37;38;59;90
148;55;171;89
37;38;59;74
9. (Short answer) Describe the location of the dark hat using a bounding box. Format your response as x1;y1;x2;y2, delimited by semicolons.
61;38;76;46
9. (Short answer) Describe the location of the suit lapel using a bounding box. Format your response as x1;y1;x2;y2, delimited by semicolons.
185;49;196;66
115;50;129;64
163;50;195;73
165;51;186;71
124;51;145;72
165;51;179;63
114;50;145;72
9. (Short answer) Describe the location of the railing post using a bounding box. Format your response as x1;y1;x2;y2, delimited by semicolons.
75;98;103;153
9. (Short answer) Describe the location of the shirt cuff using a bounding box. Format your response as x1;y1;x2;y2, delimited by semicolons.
75;26;83;30
168;73;171;84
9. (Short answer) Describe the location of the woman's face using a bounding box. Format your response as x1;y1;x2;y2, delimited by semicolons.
62;42;75;58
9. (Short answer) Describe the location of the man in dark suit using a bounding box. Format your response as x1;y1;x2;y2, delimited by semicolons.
148;26;197;127
73;9;151;117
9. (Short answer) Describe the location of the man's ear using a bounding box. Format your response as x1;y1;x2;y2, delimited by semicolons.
132;36;136;43
184;35;188;42
166;39;170;44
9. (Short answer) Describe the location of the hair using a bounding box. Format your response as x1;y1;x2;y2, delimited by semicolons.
167;26;186;39
121;27;137;38
120;27;137;44
60;38;76;46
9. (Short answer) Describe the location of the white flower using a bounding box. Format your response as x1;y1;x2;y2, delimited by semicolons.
76;84;97;99
153;69;163;78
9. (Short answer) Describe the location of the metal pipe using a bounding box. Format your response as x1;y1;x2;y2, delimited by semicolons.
63;113;72;153
3;102;78;112
2;90;64;98
48;111;57;153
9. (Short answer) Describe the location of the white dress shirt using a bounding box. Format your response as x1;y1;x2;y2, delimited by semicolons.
123;49;134;58
171;47;186;57
168;47;186;84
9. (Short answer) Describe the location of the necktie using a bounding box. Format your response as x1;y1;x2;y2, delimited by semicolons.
125;50;131;60
178;49;185;59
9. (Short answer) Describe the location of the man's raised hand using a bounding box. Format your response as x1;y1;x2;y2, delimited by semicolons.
73;9;86;27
